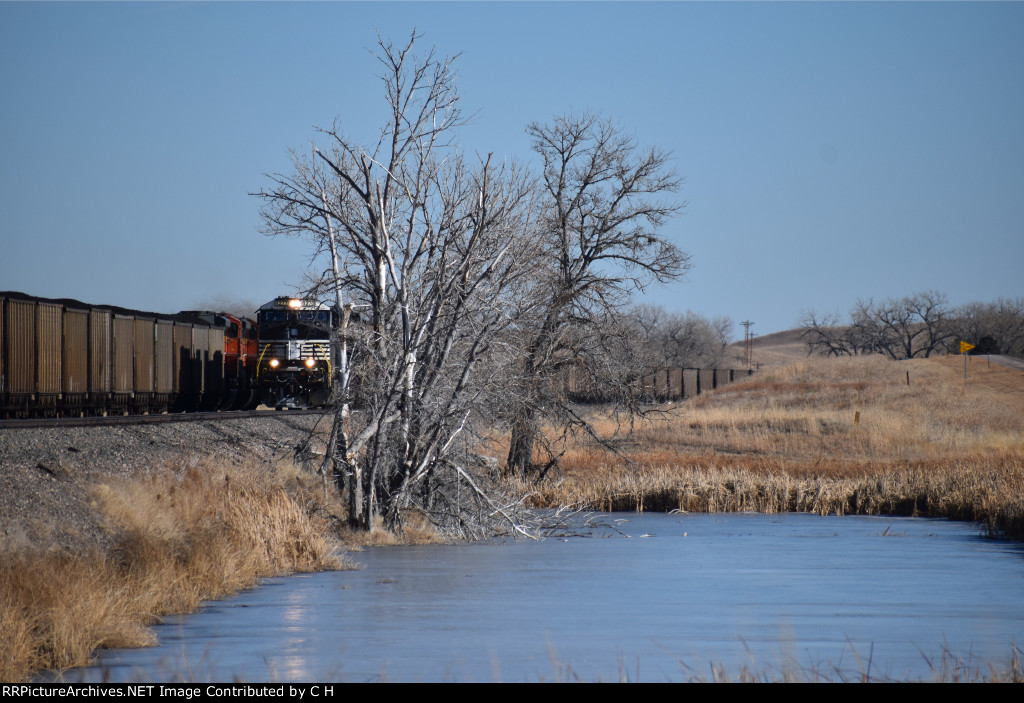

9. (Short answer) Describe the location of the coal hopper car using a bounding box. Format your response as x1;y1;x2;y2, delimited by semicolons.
1;292;256;417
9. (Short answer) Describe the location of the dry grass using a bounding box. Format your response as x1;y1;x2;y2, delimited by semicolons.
337;512;450;548
508;355;1024;540
0;459;348;682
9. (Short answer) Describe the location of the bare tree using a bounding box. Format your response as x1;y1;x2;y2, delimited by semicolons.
993;298;1024;356
903;290;954;357
803;291;954;360
505;113;691;474
953;301;991;352
803;293;1024;361
854;291;952;359
634;304;733;368
799;310;854;357
950;297;1024;356
256;33;539;536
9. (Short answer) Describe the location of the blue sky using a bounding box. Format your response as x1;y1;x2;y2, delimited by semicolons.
2;2;1022;336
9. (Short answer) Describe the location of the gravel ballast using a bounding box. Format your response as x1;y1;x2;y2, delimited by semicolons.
0;413;329;553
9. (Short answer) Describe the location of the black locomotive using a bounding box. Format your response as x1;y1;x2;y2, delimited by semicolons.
254;296;333;409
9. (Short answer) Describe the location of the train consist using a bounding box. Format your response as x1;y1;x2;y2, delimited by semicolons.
0;292;334;418
1;290;748;418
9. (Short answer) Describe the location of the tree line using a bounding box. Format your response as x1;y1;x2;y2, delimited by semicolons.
800;291;1024;360
255;33;698;535
631;304;733;370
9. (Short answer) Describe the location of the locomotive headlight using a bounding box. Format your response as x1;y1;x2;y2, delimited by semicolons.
269;359;280;368
304;358;317;368
288;299;303;309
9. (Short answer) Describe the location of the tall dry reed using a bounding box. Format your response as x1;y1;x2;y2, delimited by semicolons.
509;355;1024;540
0;459;346;682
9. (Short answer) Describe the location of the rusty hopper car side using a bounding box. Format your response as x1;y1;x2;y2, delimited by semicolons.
155;319;175;399
172;321;200;411
89;307;112;404
62;307;90;412
4;298;38;414
36;302;63;408
133;317;156;398
111;314;135;405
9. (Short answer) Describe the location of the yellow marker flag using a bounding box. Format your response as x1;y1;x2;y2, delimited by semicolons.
960;341;976;353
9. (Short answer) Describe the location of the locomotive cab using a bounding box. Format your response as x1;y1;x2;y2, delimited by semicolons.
256;297;333;409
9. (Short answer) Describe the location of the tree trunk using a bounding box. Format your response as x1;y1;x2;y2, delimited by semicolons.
345;459;365;529
506;409;538;474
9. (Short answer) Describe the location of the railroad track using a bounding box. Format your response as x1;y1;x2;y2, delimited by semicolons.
0;407;328;430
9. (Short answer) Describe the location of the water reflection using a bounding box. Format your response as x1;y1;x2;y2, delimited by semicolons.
75;513;1024;682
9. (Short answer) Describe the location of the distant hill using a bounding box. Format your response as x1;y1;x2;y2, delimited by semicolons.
727;328;809;367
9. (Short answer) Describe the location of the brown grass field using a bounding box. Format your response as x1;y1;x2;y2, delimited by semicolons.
507;354;1024;542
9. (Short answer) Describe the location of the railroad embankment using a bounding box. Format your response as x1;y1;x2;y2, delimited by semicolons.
509;355;1024;541
0;414;350;682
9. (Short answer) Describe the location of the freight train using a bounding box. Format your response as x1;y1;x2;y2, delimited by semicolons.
0;292;335;418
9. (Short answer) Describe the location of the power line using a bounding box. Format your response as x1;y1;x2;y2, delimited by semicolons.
740;320;755;368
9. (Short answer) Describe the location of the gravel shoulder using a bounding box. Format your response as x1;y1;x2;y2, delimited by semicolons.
0;413;330;554
989;354;1024;372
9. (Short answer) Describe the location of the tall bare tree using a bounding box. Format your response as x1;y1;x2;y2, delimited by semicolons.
505;113;690;474
256;33;539;536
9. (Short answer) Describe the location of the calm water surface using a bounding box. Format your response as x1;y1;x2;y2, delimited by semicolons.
74;513;1024;682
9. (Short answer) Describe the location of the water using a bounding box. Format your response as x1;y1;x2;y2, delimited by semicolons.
71;513;1024;682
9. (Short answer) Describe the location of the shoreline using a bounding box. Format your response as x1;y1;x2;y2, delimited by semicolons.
514;455;1024;541
1;415;349;682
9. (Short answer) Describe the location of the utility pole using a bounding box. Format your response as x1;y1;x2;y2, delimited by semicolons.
740;320;755;368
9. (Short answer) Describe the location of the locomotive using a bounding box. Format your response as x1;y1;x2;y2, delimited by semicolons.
255;296;333;409
0;292;335;417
